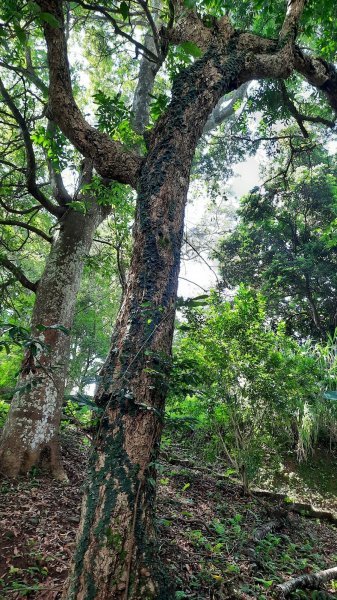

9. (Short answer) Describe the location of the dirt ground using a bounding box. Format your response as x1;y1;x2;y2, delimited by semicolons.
0;432;336;599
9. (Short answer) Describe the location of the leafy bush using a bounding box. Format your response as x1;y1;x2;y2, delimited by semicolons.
168;286;335;491
0;400;10;429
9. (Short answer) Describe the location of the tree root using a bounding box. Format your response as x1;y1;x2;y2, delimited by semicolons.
161;452;337;525
251;488;337;526
161;451;337;526
252;519;284;541
275;566;337;598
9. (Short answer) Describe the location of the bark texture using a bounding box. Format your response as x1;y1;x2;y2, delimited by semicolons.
0;202;106;480
36;0;143;188
275;566;337;598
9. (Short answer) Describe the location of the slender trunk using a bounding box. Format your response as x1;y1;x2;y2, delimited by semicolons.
64;46;242;600
0;202;106;480
131;29;159;135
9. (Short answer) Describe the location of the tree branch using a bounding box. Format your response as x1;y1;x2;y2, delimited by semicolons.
279;0;307;45
280;80;309;137
183;236;219;285
0;77;64;217
178;276;208;292
136;0;162;59
294;49;337;114
280;80;335;135
45;119;72;205
0;60;49;96
75;0;160;63
169;0;214;50
35;0;143;188
0;219;52;243
0;256;39;292
275;566;337;598
0;199;42;215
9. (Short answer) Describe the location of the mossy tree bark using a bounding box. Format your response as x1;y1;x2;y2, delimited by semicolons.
0;201;107;481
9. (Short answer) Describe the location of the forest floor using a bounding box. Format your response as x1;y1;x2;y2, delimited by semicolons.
0;432;336;600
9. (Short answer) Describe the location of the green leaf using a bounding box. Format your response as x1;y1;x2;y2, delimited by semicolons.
179;41;203;58
223;467;237;477
254;578;274;589
13;23;26;45
183;0;197;8
177;294;209;308
119;2;129;20
39;12;61;28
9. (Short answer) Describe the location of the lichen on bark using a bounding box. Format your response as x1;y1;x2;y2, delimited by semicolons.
0;202;106;480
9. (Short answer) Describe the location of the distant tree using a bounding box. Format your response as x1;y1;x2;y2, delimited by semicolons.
217;148;337;339
168;287;325;492
0;61;112;480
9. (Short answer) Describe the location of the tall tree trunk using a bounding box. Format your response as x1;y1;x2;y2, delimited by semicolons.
0;202;106;481
64;48;241;599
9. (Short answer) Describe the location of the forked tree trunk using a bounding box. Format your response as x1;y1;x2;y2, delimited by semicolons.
0;202;106;480
64;49;241;599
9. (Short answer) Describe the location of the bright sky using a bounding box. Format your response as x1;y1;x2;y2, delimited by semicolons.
178;155;261;298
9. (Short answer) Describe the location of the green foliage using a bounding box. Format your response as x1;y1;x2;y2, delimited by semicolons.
217;148;337;339
168;287;333;490
0;399;10;428
31;125;72;169
167;41;203;79
149;93;170;123
93;90;142;146
93;90;130;136
0;535;51;598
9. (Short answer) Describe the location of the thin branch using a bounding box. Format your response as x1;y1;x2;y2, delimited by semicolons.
0;77;64;217
183;236;219;285
136;0;162;58
178;276;208;292
36;0;143;188
301;113;335;127
279;81;335;133
0;199;42;216
93;237;112;245
45;120;72;205
280;80;309;137
0;219;52;243
75;0;159;62
0;256;38;292
0;60;49;96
